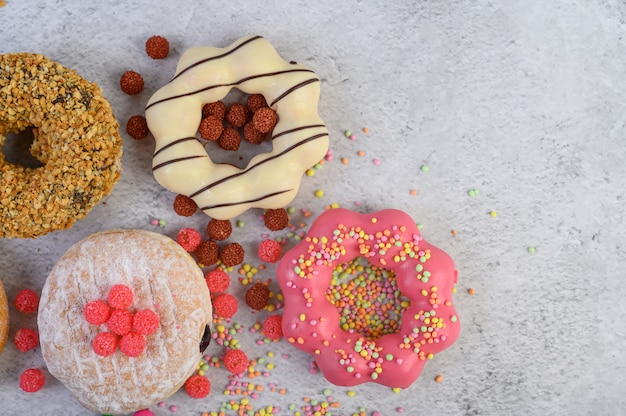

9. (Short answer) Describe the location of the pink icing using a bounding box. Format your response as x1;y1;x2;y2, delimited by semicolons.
276;208;460;388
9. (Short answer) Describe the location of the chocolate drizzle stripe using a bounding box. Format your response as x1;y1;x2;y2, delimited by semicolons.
171;35;263;82
189;132;329;198
152;155;207;171
153;137;198;158
145;69;315;111
199;189;293;211
270;78;319;107
271;124;326;141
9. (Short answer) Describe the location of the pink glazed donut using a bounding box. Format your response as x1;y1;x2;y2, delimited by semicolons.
276;208;460;388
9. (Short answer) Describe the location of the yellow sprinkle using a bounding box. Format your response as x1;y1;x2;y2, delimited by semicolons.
306;168;315;176
266;363;274;370
347;390;355;397
392;387;401;394
315;189;324;198
490;210;497;217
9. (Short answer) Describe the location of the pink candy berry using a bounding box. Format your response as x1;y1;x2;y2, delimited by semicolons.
19;368;45;393
119;332;146;357
133;309;160;335
107;309;133;336
92;332;119;357
262;315;283;341
223;348;249;374
14;289;39;314
205;268;231;293
84;299;111;325
213;293;238;319
185;374;211;398
257;239;282;263
177;227;201;252
14;328;39;352
107;284;134;309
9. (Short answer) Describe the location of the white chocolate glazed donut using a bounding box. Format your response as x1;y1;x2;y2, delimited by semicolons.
145;35;329;220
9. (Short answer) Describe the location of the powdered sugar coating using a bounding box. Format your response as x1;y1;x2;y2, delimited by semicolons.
38;229;212;415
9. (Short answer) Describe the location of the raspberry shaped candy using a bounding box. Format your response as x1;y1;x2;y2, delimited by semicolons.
263;208;289;231
120;70;144;95
145;35;170;59
133;309;160;335
84;299;111;326
19;368;45;393
126;115;150;140
185;374;211;399
213;293;238;319
262;315;283;341
177;227;201;252
219;242;244;267
258;239;282;263
92;332;118;357
205;268;230;293
223;348;248;375
119;332;147;357
277;208;460;388
14;289;39;314
14;328;39;352
245;282;270;311
107;309;133;336
206;218;232;241
107;284;134;309
173;194;197;217
196;240;219;266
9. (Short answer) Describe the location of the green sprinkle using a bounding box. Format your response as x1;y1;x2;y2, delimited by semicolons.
527;246;536;253
420;165;429;172
468;188;479;197
347;366;354;373
451;315;457;322
345;130;352;137
287;206;296;214
323;388;332;396
236;220;244;228
386;353;394;361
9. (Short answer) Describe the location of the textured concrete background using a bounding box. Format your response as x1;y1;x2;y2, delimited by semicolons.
1;0;625;415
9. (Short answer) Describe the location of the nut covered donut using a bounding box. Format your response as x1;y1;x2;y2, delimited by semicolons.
145;35;329;220
0;53;123;238
276;208;460;388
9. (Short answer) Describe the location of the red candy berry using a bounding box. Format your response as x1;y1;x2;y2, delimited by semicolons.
119;332;146;357
14;289;39;314
262;315;283;341
177;227;202;252
145;35;170;59
92;332;119;357
107;284;134;310
205;268;230;293
107;309;133;336
258;239;282;263
185;374;211;399
84;299;111;325
173;194;197;217
133;309;160;335
223;348;249;374
212;293;238;319
120;70;144;95
14;328;39;352
19;368;45;393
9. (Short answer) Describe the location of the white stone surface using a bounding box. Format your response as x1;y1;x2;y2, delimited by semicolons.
1;0;625;415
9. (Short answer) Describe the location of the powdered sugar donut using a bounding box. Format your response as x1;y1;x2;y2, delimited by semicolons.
145;35;329;220
277;208;460;388
38;229;212;415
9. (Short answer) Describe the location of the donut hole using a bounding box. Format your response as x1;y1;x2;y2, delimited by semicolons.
198;90;276;170
326;256;411;340
1;127;44;169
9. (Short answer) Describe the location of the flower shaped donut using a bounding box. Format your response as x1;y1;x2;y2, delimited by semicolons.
145;35;329;220
277;208;460;388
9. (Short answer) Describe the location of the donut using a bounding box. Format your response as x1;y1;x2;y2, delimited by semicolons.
276;208;460;388
0;278;8;354
145;35;329;220
0;53;123;238
37;229;212;414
